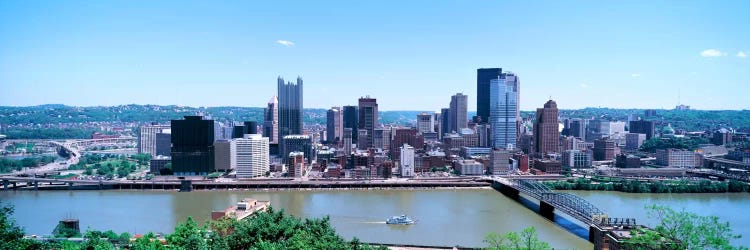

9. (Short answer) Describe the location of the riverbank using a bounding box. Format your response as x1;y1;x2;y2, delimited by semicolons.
545;177;750;193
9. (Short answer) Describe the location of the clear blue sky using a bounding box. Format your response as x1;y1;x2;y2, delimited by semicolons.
1;0;748;111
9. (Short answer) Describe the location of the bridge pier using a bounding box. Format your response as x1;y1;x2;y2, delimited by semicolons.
3;179;8;191
180;180;193;192
539;201;555;221
34;181;38;191
491;180;520;200
68;182;74;190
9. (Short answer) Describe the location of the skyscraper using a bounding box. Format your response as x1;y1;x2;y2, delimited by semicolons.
569;119;587;141
138;124;170;157
343;106;358;144
490;76;518;149
534;100;560;156
358;96;378;149
171;116;215;176
235;134;269;178
416;113;434;134
450;93;468;133
326;107;343;143
476;68;503;124
278;77;303;151
263;96;279;143
440;108;451;139
629;120;656;140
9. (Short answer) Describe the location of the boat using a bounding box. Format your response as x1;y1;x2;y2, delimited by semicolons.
386;215;415;225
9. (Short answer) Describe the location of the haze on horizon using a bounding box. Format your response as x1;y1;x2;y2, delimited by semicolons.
1;1;748;111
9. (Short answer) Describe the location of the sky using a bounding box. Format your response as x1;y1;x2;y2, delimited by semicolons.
1;0;748;111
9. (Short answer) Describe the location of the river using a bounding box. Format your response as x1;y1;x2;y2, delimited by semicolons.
1;189;748;249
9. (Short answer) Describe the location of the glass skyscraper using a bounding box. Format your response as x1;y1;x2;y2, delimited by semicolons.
476;68;503;124
490;76;518;150
277;76;303;156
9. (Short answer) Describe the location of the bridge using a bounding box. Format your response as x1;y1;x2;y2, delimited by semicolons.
488;177;640;249
48;141;81;159
702;156;750;182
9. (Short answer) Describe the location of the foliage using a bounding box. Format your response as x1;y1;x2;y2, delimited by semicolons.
166;217;208;250
1;203;50;250
484;227;552;250
80;230;115;250
626;205;746;250
639;137;708;153
132;233;166;250
545;177;750;193
0;156;57;173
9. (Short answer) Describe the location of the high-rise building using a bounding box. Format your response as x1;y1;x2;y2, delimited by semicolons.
593;138;616;161
343;106;358;144
629;120;655;140
625;133;647;150
400;144;415;177
449;93;468;133
278;77;303;150
326;107;343;143
358;97;378;149
342;128;353;156
356;129;369;149
171;116;215;176
214;140;236;171
490;76;518;149
440;108;451;138
476;68;503;124
235;134;269;178
390;128;424;161
569;119;587;141
244;121;258;135
138;124;170;157
263;96;279;143
534;100;560;155
416;113;434;134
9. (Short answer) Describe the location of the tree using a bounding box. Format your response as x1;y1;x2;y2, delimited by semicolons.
1;203;47;250
132;232;166;250
484;227;552;250
80;230;115;250
626;205;745;250
166;217;208;250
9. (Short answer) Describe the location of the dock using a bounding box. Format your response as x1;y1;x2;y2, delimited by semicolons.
211;198;270;221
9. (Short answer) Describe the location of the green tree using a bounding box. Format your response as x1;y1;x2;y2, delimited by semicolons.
132;232;166;250
80;230;115;250
166;217;208;250
1;203;47;250
484;227;551;250
626;205;745;250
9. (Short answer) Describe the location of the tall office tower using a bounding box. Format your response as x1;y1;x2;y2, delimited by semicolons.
214;140;237;172
373;127;392;150
326;107;343;143
490;76;518;150
399;144;415;177
138;124;170;157
449;93;468;133
625;133;647;150
343;106;359;144
356;129;369;149
534;100;560;155
358;97;378;149
476;68;503;124
503;73;521;140
154;131;171;157
235;134;269;178
342;128;353;155
278;77;303;149
440;108;451;138
569;119;587;141
263;96;279;143
416;113;434;134
171;116;215;176
629;120;655;139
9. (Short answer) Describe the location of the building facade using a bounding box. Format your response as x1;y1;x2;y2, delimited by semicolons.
263;95;279;143
593;138;616;161
449;93;468;133
489;149;512;175
534;100;560;155
138;124;170;157
171;116;215;175
476;68;503;124
343;106;358;144
400;144;415;177
417;113;434;134
490;76;518;149
629;120;655;140
282;135;313;163
656;149;700;168
278;77;303;151
214;140;237;171
326;107;343;144
625;133;646;151
358;97;378;149
235;134;270;178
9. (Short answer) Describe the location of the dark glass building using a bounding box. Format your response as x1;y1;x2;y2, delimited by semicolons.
358;97;378;149
154;132;171;157
476;68;503;124
343;106;358;144
629;120;655;139
244;121;258;134
278;76;304;152
171;116;215;175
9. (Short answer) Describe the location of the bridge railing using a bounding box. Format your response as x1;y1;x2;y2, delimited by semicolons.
503;178;609;225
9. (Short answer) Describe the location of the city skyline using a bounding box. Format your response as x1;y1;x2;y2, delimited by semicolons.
1;1;749;111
